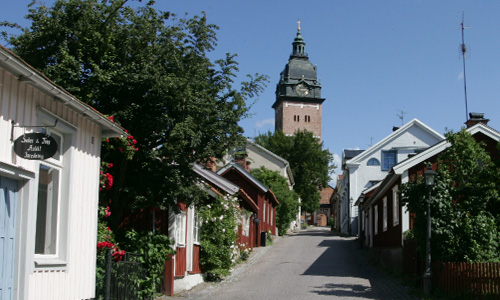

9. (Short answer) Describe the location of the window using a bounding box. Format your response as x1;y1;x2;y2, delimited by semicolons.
193;211;200;244
367;158;380;166
35;164;60;254
381;150;397;171
374;205;378;235
241;212;250;236
263;201;266;223
176;212;186;246
34;111;74;266
361;211;365;231
293;115;300;122
304;115;311;122
270;207;273;226
383;197;388;232
393;185;399;226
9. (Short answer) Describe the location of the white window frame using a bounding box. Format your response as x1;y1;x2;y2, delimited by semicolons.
193;210;200;244
393;185;400;226
383;197;388;232
34;110;75;268
361;211;365;231
176;211;187;247
374;205;378;235
242;212;250;237
263;201;266;223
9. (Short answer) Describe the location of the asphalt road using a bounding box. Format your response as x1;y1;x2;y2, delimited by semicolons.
178;227;418;299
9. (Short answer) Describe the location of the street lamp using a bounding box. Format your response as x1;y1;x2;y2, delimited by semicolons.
423;165;436;296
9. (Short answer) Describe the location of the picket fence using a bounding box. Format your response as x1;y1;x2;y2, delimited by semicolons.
434;261;500;297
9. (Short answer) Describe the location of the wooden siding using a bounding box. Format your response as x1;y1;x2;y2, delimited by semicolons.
175;247;187;277
434;261;500;297
1;68;102;299
371;182;402;248
189;245;202;274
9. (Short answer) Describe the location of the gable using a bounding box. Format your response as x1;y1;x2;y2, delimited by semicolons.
348;119;444;165
394;123;500;175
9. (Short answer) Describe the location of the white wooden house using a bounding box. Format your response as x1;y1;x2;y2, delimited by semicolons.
339;119;444;236
245;140;299;232
0;45;125;300
358;117;498;274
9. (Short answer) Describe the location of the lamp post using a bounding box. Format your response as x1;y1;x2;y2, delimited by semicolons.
423;165;436;296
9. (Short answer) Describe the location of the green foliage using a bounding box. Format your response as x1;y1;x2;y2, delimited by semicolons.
400;129;500;262
197;195;240;281
250;166;299;235
3;0;268;226
95;205;119;299
123;230;175;299
254;130;335;213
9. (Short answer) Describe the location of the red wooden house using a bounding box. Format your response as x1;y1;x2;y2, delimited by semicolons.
218;162;279;246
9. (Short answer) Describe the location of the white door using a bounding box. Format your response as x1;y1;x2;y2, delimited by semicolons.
0;176;18;300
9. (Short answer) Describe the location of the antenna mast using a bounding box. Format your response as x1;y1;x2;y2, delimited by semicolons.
397;110;406;126
461;13;470;122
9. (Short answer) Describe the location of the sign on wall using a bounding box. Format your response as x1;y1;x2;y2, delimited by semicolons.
13;133;58;160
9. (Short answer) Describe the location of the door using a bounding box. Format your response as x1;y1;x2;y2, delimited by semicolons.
0;176;18;300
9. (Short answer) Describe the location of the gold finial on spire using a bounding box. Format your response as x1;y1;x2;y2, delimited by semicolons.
297;18;301;31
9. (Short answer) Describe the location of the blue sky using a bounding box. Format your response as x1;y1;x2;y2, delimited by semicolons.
2;1;500;185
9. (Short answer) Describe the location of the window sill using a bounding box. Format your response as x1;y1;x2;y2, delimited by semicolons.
34;258;67;269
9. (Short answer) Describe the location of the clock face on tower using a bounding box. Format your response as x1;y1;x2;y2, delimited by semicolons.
295;83;309;96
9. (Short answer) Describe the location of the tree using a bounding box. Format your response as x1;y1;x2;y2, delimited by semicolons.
251;166;299;236
400;129;500;262
2;0;268;228
254;130;334;213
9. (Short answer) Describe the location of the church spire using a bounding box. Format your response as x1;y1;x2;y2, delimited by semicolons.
292;18;306;57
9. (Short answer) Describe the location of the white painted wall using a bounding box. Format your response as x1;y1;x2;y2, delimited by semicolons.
1;62;108;300
341;121;443;236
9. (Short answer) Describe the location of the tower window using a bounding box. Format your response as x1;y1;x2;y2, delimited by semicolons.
293;115;300;122
304;115;311;122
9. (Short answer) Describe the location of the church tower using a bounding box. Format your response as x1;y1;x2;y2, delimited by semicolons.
273;21;325;139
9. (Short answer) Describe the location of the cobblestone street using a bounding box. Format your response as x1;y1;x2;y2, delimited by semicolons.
177;227;418;299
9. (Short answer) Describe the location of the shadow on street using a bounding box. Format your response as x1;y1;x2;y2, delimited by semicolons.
294;229;416;299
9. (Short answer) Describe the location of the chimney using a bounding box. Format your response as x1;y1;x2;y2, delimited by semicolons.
233;148;250;172
206;157;217;172
465;112;489;128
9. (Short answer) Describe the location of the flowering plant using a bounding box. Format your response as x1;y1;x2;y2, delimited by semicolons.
95;205;126;297
96;205;125;261
103;131;138;160
198;195;241;281
100;162;114;191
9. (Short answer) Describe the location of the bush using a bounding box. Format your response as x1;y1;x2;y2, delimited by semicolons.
198;195;240;281
123;230;175;299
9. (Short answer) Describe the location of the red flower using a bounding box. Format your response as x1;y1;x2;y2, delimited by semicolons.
112;249;126;261
108;116;114;122
97;241;114;250
108;163;113;168
127;135;134;140
105;206;111;217
132;139;137;145
105;173;113;190
106;138;110;143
